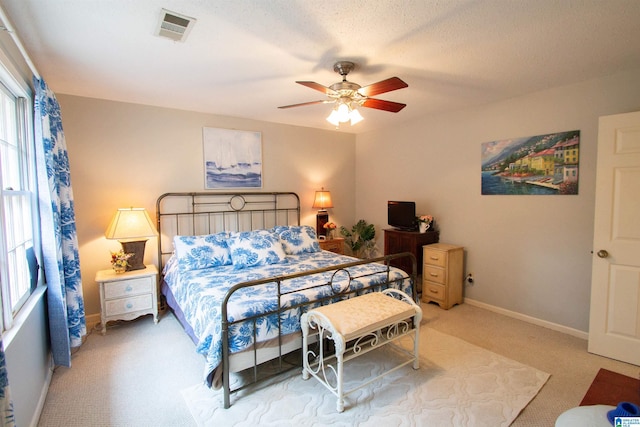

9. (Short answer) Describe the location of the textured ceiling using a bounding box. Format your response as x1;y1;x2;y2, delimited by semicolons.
2;0;640;134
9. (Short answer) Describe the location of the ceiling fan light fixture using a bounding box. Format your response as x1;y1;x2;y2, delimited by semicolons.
337;103;350;123
349;108;364;125
327;102;365;127
326;109;341;126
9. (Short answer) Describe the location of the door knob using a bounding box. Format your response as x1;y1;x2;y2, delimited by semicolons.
597;249;609;258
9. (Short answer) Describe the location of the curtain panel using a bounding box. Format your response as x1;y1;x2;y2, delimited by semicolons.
0;339;15;427
33;77;86;367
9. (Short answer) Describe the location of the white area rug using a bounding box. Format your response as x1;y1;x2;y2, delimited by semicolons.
181;328;549;427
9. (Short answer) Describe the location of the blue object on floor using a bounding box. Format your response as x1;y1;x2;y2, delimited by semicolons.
607;402;640;424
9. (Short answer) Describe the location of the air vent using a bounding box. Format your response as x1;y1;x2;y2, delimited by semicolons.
156;9;196;42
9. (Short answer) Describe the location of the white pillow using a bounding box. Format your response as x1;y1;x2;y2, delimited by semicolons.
173;232;231;271
227;230;287;269
272;225;321;255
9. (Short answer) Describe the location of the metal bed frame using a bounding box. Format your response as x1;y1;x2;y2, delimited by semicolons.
155;192;417;408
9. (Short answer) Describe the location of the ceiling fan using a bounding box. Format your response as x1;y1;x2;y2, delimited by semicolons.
278;61;408;126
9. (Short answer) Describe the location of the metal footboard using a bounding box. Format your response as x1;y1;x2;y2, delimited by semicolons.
220;252;417;408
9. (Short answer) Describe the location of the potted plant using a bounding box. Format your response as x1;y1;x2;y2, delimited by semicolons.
339;219;377;259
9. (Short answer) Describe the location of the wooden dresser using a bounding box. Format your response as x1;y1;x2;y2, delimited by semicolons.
383;229;439;275
422;243;464;309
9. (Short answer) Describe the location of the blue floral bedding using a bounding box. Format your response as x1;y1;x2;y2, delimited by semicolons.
162;249;411;388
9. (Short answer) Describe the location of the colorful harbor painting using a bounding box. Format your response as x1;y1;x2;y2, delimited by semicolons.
481;130;579;195
203;127;262;189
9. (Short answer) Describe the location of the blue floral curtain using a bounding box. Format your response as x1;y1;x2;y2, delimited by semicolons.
33;77;86;367
0;339;15;427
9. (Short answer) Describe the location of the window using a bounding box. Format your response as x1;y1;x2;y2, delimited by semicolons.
0;76;39;332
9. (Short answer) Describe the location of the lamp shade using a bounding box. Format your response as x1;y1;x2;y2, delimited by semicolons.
312;188;333;211
105;208;158;240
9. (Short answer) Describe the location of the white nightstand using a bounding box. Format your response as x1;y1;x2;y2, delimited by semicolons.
96;264;159;334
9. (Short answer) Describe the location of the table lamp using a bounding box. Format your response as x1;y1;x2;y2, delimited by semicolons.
105;207;158;271
312;187;333;237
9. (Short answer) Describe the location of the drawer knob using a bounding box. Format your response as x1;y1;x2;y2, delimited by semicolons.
430;289;439;294
429;273;439;277
126;303;133;309
429;256;439;260
125;285;133;292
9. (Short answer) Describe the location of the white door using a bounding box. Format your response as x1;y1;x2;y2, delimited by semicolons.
588;110;640;365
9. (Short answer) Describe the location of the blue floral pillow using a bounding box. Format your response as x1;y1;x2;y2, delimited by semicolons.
173;232;231;271
272;225;321;255
227;230;287;269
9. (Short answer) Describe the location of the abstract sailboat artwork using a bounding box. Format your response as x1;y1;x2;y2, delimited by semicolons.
203;127;263;189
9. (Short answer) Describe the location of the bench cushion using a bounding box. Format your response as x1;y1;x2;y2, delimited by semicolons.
310;292;417;341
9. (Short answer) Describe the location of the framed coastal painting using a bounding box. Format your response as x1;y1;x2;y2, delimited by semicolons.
481;130;580;195
203;127;262;189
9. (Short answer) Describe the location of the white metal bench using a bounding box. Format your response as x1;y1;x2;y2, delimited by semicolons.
301;289;422;412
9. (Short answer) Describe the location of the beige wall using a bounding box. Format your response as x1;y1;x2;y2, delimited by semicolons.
58;95;356;319
356;68;640;333
60;68;640;333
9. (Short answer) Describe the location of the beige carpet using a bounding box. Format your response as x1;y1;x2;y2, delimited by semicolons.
181;328;549;427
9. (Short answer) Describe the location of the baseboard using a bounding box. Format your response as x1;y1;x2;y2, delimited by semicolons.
85;313;101;331
29;352;53;427
464;298;589;340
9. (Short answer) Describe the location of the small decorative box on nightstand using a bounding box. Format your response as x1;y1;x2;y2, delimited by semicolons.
96;264;159;334
319;237;345;255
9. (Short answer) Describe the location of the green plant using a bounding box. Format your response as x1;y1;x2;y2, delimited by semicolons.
339;219;377;258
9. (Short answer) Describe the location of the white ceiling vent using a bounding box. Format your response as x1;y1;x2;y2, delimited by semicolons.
156;9;196;42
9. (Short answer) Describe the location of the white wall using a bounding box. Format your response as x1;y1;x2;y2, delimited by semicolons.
57;95;356;319
4;289;50;427
356;68;640;332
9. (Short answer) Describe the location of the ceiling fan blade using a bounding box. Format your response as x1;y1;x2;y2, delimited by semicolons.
296;81;338;95
361;98;407;113
278;100;327;109
358;77;408;97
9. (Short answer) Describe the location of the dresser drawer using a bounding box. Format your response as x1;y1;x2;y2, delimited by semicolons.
423;248;447;267
423;282;445;303
104;277;153;299
423;265;446;284
105;294;153;316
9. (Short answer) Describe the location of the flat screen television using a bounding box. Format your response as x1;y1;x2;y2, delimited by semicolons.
388;201;416;231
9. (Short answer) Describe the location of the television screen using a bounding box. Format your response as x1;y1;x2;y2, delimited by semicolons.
388;201;416;231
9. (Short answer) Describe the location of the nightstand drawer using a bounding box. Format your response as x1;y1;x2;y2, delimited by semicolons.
105;294;153;316
319;238;344;255
423;265;446;284
423;248;447;267
423;282;445;303
322;241;342;252
104;277;153;299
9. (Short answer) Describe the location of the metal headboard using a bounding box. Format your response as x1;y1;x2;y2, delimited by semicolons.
155;192;301;271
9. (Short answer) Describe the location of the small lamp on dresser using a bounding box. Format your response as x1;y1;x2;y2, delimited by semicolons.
312;187;333;237
105;207;158;271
